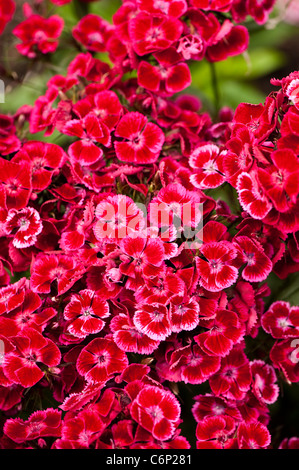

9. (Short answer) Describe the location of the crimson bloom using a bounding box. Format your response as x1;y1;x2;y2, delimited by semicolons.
2;327;61;388
64;113;110;166
209;348;252;400
261;301;299;339
12;141;66;191
4;409;61;444
64;290;110;339
72;14;113;52
30;254;86;295
4;207;43;249
128;12;183;56
237;421;271;449
76;338;129;383
13;15;64;58
114;112;164;164
0;0;15;35
196;241;238;292
130;385;181;441
189;143;226;189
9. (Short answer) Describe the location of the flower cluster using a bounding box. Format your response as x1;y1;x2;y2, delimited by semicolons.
0;0;299;450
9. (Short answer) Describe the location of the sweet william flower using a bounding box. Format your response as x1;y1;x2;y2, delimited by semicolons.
64;289;110;339
130;385;181;441
76;337;129;383
4;409;62;444
4;207;43;249
13;15;64;58
2;327;61;388
114;112;165;164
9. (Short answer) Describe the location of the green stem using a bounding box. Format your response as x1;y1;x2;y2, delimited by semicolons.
209;61;221;118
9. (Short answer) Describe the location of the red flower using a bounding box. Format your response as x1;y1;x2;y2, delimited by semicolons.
64;290;110;339
4;409;61;444
13;141;66;191
261;301;299;339
61;408;104;448
130;385;181;441
246;0;275;25
76;338;128;383
258;150;299;213
73;91;122;130
195;309;244;357
0;115;21;156
169;294;199;333
137;0;187;17
137;49;191;96
30;254;86;295
13;15;64;58
149;182;202;233
189;143;226;189
0;158;31;210
196;241;238;292
114;112;164;164
2;327;61;388
93;194;145;241
5;207;42;249
196;415;236;449
233;235;272;282
0;278;26;315
206;21;249;63
237;171;272;219
111;312;160;354
72;14;113;52
237;421;271;449
119;236;165;287
168;344;221;384
0;0;15;35
64;114;110;166
133;302;172;341
250;360;279;405
128;12;183;56
209;348;252;400
270;339;299;383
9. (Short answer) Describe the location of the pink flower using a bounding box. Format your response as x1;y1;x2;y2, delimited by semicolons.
5;207;42;249
93;194;145;241
64;114;110;166
3;327;61;388
4;409;62;444
189;143;226;189
64;290;110;339
72;14;113;52
131;385;181;441
76;338;128;383
13;142;66;191
250;360;279;405
262;301;299;339
114;112;164;164
196;241;238;292
0;0;15;35
30;254;86;295
195;309;244;357
237;421;271;449
128;12;183;56
13;15;64;58
133;302;172;341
